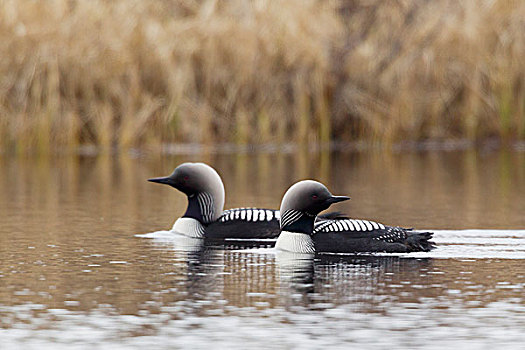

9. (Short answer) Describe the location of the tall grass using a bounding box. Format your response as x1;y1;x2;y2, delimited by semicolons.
0;0;524;154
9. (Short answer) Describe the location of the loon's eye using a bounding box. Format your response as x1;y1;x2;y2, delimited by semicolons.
311;194;318;199
183;175;189;181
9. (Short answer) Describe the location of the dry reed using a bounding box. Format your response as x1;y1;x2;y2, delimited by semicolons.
0;0;524;154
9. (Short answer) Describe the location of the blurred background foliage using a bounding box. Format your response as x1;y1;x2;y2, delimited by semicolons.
0;0;524;154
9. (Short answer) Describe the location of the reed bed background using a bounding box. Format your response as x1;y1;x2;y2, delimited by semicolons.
0;0;524;154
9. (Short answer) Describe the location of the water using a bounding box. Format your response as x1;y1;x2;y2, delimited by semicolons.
0;150;524;349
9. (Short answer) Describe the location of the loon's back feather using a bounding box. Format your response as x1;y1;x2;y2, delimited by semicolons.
313;218;435;253
207;208;280;239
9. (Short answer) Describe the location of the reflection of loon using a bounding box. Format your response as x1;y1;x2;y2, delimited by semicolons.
176;245;225;300
275;250;315;280
275;180;435;253
170;235;204;253
277;254;433;305
148;163;339;240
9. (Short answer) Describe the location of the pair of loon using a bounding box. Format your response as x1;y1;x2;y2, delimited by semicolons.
149;162;435;254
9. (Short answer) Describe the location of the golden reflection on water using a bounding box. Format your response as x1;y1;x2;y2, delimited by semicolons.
1;150;524;228
0;150;524;318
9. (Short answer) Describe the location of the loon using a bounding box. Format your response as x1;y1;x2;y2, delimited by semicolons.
148;162;282;239
275;180;435;254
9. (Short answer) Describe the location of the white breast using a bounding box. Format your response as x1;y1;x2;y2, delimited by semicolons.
171;217;205;238
275;231;315;254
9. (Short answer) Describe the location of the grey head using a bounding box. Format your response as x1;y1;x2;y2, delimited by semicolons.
279;180;349;234
148;162;225;224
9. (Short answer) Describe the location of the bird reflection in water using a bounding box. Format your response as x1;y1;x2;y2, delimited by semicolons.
142;236;434;312
276;253;434;310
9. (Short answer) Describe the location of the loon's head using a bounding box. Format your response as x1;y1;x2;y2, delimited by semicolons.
148;162;225;224
279;180;349;234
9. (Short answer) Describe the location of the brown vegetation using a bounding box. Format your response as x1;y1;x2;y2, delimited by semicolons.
0;0;524;154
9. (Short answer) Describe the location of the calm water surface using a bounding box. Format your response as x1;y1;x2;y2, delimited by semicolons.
0;150;524;349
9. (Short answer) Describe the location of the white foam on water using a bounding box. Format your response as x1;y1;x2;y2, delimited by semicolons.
135;230;178;239
135;230;204;252
394;229;525;259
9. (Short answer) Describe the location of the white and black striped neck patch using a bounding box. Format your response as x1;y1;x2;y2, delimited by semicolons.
279;209;306;229
196;192;215;224
313;219;385;234
218;208;279;223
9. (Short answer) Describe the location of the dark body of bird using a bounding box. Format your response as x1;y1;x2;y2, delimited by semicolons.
205;208;280;239
312;218;434;253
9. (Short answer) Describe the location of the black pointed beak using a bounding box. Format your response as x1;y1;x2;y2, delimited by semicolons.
148;176;174;186
327;195;350;204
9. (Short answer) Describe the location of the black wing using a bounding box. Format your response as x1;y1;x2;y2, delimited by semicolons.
313;218;435;253
205;208;280;239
